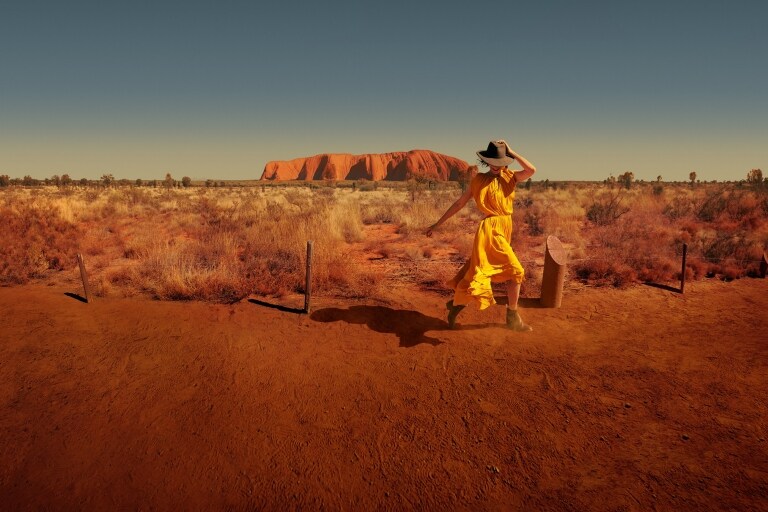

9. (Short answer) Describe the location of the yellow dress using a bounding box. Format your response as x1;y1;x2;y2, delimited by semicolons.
450;168;525;310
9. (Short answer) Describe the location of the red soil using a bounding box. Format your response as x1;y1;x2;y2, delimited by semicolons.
1;279;767;510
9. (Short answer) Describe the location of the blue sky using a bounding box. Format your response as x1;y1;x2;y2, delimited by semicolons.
1;0;765;181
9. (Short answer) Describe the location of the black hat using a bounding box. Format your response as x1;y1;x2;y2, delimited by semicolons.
477;140;515;167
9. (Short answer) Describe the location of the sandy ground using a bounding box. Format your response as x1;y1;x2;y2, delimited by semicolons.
1;278;767;511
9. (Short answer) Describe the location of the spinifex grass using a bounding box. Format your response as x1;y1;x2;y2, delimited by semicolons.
1;181;765;300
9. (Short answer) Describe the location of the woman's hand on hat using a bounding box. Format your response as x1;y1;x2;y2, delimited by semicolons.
501;140;518;159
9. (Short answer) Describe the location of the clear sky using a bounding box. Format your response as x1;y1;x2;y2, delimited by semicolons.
1;0;765;182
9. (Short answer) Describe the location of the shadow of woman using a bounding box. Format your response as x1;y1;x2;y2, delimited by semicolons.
310;305;448;348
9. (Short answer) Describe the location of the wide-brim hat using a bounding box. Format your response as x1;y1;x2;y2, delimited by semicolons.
477;140;515;167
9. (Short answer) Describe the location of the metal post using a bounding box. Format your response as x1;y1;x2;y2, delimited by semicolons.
680;243;688;293
304;241;313;314
541;235;567;308
76;253;91;303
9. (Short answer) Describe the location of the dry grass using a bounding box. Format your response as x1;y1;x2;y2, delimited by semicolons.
1;181;765;301
0;193;81;284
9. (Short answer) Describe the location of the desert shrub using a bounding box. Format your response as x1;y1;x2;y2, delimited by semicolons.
663;195;693;220
0;203;81;284
362;200;400;224
197;196;240;232
571;258;637;287
577;212;681;286
586;192;630;226
524;209;544;236
83;189;101;202
328;200;364;243
398;199;444;236
695;188;729;222
357;182;377;192
520;190;585;245
121;187;155;207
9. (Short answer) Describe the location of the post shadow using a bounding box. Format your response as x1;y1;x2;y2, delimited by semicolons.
642;281;682;294
64;292;88;303
310;305;451;348
248;298;305;314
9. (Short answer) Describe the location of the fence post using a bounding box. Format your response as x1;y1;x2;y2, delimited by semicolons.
680;243;688;293
541;235;566;308
760;251;767;278
304;241;313;314
76;253;91;303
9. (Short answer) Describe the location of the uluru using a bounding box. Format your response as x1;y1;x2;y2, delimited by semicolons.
260;149;472;181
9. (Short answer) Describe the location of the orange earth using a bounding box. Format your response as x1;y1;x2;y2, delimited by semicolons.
1;278;767;510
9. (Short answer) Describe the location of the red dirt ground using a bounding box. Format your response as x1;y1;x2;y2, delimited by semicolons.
1;279;767;511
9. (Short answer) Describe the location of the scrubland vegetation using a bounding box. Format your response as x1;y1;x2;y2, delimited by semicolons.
1;176;766;303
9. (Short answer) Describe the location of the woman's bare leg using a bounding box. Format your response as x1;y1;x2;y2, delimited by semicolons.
506;280;521;310
505;280;532;331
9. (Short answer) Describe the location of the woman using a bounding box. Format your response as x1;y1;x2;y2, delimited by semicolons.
425;140;536;331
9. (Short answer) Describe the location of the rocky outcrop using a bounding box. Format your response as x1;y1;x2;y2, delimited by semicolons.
261;150;471;181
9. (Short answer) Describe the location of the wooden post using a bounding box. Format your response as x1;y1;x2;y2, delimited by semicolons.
304;241;313;314
760;251;767;278
76;253;91;303
541;235;567;308
680;243;688;293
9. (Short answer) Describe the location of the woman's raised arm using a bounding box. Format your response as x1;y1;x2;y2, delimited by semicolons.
503;141;536;183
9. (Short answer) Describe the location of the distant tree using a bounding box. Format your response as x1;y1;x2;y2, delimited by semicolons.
118;179;131;187
22;175;35;186
746;168;763;186
219;181;225;188
135;178;143;187
525;178;532;190
101;174;115;187
181;176;192;188
618;171;634;189
656;175;663;183
0;175;10;187
51;174;61;187
689;171;697;186
605;174;617;188
61;174;72;186
80;178;89;186
163;173;174;189
205;179;213;188
406;177;423;202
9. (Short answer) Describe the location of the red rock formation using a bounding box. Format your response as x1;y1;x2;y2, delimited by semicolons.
261;150;470;181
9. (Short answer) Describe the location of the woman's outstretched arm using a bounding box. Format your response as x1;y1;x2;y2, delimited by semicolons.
425;186;473;237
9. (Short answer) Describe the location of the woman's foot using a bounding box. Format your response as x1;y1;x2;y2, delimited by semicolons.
446;300;465;329
506;308;533;332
